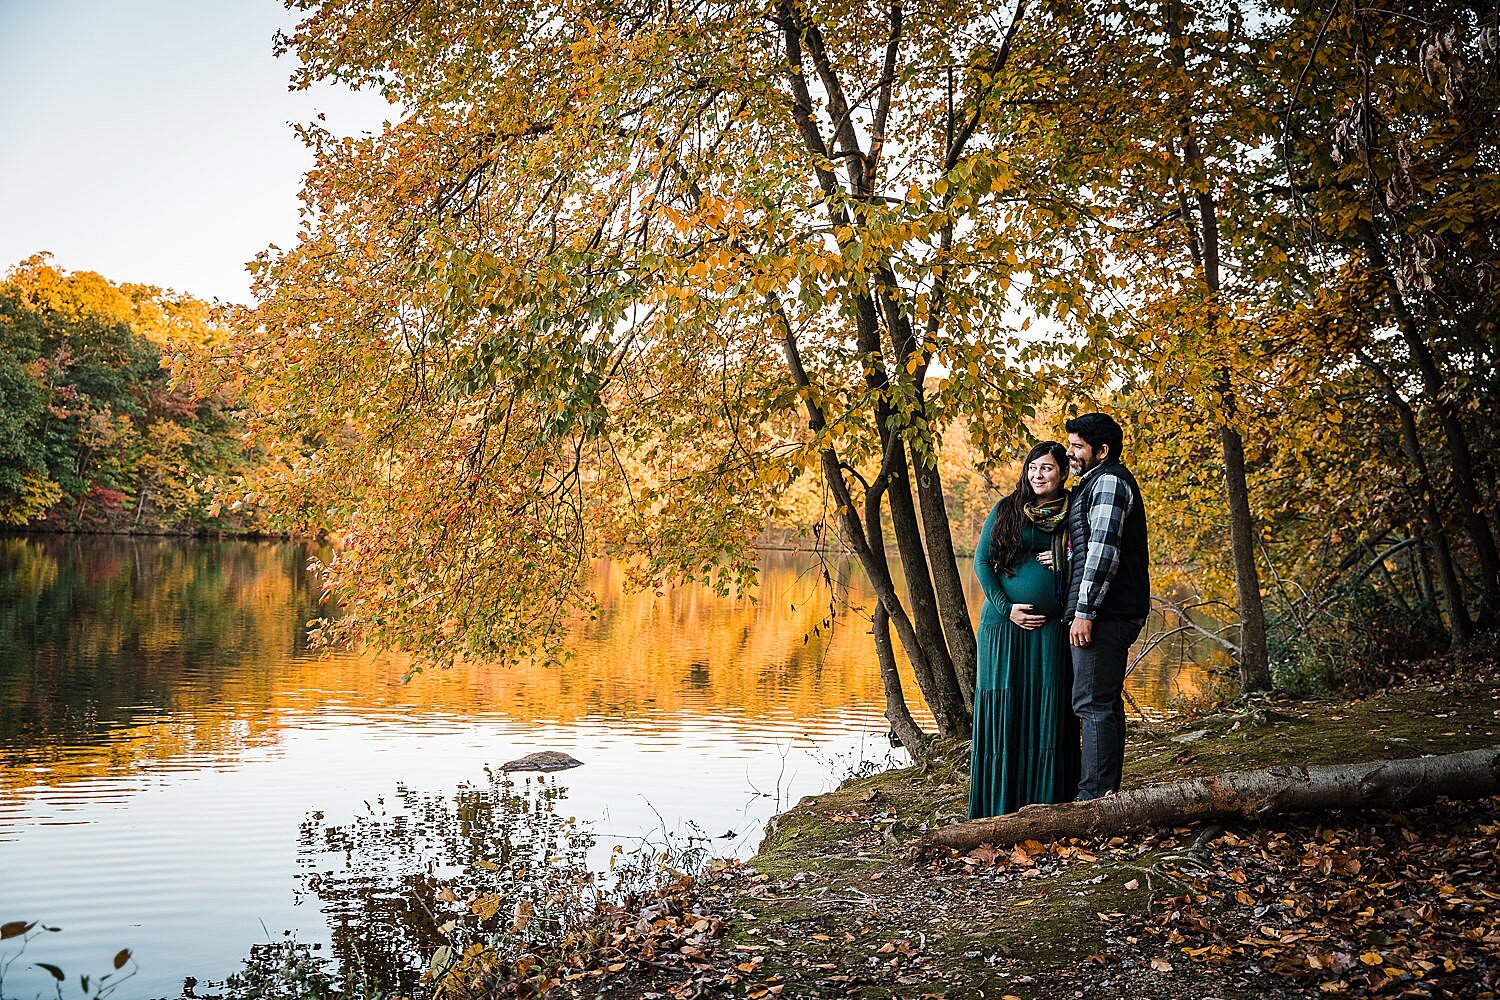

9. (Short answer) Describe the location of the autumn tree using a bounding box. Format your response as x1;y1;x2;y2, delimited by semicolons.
198;0;1496;728
988;0;1307;692
1271;0;1500;636
192;0;1134;746
0;256;260;532
989;0;1497;688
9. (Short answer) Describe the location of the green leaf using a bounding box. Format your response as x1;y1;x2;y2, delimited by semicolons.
37;963;65;982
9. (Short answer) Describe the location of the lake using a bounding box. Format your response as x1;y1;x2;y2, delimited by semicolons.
0;536;1212;998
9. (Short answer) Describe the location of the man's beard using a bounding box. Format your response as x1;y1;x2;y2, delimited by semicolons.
1071;456;1097;476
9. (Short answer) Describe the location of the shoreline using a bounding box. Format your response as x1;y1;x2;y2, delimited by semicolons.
0;527;986;560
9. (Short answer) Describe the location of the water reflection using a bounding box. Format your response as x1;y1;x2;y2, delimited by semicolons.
0;536;316;741
221;773;595;999
0;540;888;799
1;536;1209;787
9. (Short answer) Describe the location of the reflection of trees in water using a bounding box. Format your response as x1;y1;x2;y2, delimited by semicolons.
1127;610;1234;709
571;550;876;712
217;772;595;999
2;534;1214;799
0;536;322;748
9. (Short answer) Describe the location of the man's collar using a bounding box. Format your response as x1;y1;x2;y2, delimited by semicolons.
1078;461;1111;485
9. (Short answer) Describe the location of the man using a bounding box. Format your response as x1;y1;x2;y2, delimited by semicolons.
1063;412;1150;801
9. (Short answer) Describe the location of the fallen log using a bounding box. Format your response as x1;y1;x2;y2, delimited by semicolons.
924;745;1500;853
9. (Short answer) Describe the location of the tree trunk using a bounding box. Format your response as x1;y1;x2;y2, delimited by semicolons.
873;603;927;752
1163;6;1272;692
865;445;930;755
924;745;1500;851
1358;220;1500;628
869;269;978;713
865;275;970;726
852;278;967;736
774;1;968;737
770;293;966;738
1412;528;1435;605
1219;422;1271;691
1360;350;1472;646
912;454;978;710
884;445;971;737
825;448;963;736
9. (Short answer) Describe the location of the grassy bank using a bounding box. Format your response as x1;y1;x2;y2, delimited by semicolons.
573;641;1500;999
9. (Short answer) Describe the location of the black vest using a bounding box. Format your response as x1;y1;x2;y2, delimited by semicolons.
1064;462;1150;622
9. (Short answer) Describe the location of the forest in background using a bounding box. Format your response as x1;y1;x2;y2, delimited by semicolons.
0;256;264;535
0;255;1002;542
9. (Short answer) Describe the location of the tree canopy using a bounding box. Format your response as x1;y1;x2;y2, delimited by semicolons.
195;0;1498;737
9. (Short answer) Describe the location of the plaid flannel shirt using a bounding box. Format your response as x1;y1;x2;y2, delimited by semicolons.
1073;463;1136;621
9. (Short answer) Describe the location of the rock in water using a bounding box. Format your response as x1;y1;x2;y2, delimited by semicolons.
498;750;584;773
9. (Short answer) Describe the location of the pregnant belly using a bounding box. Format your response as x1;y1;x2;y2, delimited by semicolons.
999;557;1063;617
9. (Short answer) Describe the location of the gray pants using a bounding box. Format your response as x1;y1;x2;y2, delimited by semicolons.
1070;617;1145;800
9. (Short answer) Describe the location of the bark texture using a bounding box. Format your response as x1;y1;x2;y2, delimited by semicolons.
1218;421;1272;691
873;603;928;753
924;746;1500;852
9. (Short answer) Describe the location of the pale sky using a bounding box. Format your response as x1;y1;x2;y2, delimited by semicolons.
0;0;391;303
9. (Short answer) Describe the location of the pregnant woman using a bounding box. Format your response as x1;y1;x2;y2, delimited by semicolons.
969;440;1080;819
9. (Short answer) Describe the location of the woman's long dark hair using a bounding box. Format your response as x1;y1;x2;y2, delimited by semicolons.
988;440;1069;573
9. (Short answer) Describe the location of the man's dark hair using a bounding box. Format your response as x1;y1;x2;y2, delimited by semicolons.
1065;412;1124;462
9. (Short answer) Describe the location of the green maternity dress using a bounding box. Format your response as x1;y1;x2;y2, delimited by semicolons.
968;502;1080;819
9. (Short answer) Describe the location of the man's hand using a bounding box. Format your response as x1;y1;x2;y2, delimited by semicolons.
1070;618;1093;647
1009;604;1047;630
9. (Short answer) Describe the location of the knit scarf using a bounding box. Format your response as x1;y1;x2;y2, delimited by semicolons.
1024;493;1070;598
1023;493;1069;534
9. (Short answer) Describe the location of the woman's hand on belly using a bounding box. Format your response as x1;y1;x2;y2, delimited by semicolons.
1009;603;1048;630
